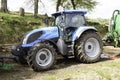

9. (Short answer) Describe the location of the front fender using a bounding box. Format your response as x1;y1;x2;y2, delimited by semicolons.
72;26;97;41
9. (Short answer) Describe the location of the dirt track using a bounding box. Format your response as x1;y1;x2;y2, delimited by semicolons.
103;46;120;54
0;46;120;80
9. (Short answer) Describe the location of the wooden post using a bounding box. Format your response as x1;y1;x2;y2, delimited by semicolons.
19;8;25;17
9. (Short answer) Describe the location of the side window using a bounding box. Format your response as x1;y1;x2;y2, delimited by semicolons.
55;15;65;27
55;16;62;25
65;14;86;27
71;14;85;27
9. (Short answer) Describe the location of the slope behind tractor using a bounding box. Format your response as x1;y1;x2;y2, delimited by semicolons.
11;10;102;71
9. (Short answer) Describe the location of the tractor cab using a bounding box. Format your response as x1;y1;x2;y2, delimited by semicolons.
52;10;87;41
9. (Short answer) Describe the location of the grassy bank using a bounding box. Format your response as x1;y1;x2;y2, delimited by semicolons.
0;12;46;44
0;12;109;44
87;18;109;37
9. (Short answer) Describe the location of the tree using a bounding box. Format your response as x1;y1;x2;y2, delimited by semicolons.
71;0;75;9
56;0;61;11
0;0;9;13
70;0;97;11
55;0;97;11
25;0;44;18
34;0;39;17
56;0;67;11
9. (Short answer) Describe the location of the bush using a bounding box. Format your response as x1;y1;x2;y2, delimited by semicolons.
86;18;109;37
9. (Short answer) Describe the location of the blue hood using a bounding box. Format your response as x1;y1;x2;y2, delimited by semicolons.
27;26;59;39
22;26;59;47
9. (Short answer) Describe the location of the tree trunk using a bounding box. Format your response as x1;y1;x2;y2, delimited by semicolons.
34;0;39;18
71;0;76;9
0;0;8;13
56;0;61;12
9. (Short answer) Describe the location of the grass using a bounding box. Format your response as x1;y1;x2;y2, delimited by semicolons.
0;12;45;44
0;12;44;22
52;59;120;80
87;18;109;37
45;76;57;80
38;59;120;80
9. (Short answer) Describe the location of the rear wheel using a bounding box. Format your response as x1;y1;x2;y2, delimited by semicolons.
27;43;57;71
74;31;102;63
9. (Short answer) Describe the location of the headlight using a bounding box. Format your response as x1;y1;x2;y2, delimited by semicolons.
22;32;30;44
23;37;28;44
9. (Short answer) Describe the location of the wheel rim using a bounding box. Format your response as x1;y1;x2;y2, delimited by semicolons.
84;38;100;57
36;48;52;67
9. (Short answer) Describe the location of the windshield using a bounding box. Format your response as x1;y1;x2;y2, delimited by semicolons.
65;14;85;27
55;13;85;27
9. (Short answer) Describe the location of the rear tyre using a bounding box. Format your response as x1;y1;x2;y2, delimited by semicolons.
74;31;102;63
27;43;57;71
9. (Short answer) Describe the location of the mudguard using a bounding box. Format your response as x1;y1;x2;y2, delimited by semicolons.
72;26;97;41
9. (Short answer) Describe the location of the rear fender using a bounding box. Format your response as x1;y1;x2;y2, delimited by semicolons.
72;26;97;41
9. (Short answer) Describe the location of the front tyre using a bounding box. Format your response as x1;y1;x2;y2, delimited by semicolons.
75;31;102;63
27;43;57;71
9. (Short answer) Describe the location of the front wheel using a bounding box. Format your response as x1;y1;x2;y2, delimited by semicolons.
74;31;102;63
27;43;57;71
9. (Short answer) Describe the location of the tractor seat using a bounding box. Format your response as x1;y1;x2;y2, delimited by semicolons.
65;26;77;42
65;26;77;35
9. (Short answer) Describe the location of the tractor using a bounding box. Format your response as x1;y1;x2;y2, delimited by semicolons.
11;10;102;71
103;10;120;47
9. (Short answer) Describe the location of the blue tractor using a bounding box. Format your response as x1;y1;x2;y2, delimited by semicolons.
12;10;102;71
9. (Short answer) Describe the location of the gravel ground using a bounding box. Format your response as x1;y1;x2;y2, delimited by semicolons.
0;46;120;80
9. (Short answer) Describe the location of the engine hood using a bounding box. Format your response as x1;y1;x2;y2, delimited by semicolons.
22;26;59;46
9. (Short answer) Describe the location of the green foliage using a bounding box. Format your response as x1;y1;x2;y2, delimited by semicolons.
45;76;57;80
0;64;13;70
56;0;97;11
0;12;45;44
86;18;109;36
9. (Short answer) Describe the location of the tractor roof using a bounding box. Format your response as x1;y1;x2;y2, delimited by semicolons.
52;10;87;17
